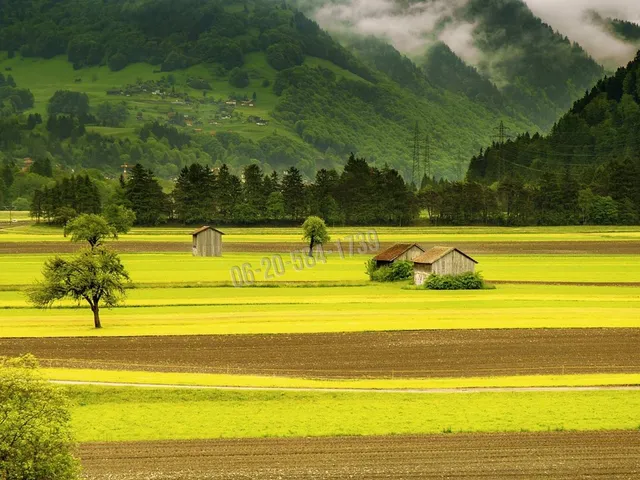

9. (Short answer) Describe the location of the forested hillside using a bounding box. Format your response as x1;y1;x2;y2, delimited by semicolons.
298;0;605;131
460;0;604;130
0;0;535;190
461;52;640;225
609;19;640;44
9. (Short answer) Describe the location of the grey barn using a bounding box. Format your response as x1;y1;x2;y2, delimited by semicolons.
191;226;225;257
413;247;478;286
373;243;425;269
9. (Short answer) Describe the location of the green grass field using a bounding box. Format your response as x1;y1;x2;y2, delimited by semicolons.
0;211;31;222
1;252;640;288
1;284;638;337
0;52;365;146
44;369;640;390
3;224;640;244
2;225;639;445
67;386;640;442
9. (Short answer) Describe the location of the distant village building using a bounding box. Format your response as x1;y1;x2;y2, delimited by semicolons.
373;243;425;269
191;226;225;257
22;157;33;172
413;247;478;286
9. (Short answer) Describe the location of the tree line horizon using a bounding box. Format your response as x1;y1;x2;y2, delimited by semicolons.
28;152;640;227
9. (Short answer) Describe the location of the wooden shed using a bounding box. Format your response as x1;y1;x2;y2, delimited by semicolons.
413;247;478;286
191;226;225;257
373;243;425;269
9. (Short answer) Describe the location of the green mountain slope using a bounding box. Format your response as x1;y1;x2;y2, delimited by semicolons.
299;0;605;131
0;0;540;181
468;51;640;190
461;0;605;130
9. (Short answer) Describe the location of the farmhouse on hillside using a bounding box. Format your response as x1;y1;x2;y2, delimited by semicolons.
373;243;425;269
191;226;225;257
413;247;478;286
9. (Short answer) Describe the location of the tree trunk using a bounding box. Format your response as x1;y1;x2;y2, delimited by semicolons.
92;305;102;329
308;240;314;257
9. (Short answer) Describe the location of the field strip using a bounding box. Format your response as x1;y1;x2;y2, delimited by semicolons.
68;387;640;442
1;305;639;337
78;432;640;480
50;378;640;393
4;240;640;255
491;280;640;286
6;329;639;379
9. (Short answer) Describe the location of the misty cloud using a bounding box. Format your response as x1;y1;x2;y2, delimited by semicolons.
312;0;472;56
523;0;640;67
303;0;640;69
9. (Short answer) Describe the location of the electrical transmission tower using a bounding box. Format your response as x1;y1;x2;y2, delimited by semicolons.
411;122;421;187
423;134;432;182
492;121;511;178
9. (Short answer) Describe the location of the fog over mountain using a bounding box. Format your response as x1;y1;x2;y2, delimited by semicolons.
297;0;640;69
526;0;640;67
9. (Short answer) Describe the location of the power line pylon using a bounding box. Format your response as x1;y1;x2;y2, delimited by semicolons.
411;122;421;187
423;134;431;181
492;121;511;178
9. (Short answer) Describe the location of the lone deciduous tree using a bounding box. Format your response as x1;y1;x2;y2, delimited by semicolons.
0;355;80;480
64;213;117;248
103;204;136;235
27;248;129;329
302;216;330;257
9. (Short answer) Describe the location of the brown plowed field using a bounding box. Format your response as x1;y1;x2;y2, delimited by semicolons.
79;431;640;479
3;240;640;254
4;329;640;378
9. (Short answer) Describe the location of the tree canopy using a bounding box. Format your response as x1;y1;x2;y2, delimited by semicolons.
65;213;117;248
0;355;80;480
27;247;130;328
302;216;330;256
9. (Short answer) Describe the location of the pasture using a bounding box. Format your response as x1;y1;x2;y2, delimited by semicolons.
3;223;640;243
69;386;640;442
1;285;639;337
1;224;640;478
2;251;640;286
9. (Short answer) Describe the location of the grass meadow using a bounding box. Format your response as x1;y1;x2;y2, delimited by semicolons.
1;284;639;337
68;386;640;442
2;252;640;287
2;225;640;442
45;369;640;390
0;52;364;146
3;224;640;243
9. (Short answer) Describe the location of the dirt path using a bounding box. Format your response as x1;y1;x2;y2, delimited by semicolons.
3;240;640;254
6;329;639;378
80;431;640;479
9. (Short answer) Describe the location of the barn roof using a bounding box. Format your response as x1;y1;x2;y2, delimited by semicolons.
374;243;425;262
413;246;478;265
191;226;225;236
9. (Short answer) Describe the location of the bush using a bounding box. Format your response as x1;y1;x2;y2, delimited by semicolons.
187;78;212;90
365;258;377;280
107;53;129;72
229;68;250;88
370;261;414;282
425;272;485;290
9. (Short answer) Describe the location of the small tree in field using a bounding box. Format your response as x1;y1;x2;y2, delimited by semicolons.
302;216;330;257
103;204;136;235
65;213;117;248
27;248;129;329
0;355;80;480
